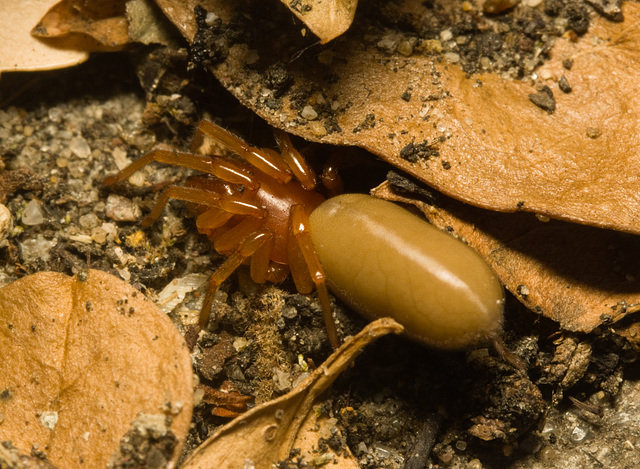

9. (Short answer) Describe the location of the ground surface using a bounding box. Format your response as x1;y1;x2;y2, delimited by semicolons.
1;2;640;467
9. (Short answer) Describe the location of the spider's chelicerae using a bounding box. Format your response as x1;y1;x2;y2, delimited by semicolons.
104;120;341;348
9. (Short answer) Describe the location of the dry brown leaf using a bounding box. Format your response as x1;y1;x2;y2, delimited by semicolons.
280;0;358;43
0;0;89;73
0;270;193;468
181;318;403;469
32;0;130;48
372;179;640;334
152;0;640;235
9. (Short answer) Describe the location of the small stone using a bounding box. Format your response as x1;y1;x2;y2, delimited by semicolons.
559;76;572;93
39;411;58;430
300;105;318;120
0;204;12;246
91;227;107;244
528;85;556;114
22;199;44;225
586;127;602;139
106;194;142;222
70;136;91;158
440;29;453;41
19;234;56;262
376;33;401;52
397;39;415;57
444;52;460;63
79;213;99;229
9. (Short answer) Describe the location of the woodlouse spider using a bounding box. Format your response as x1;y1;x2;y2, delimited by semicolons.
104;120;342;348
105;120;505;351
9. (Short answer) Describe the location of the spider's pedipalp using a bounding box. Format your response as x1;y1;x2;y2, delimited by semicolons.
249;234;274;284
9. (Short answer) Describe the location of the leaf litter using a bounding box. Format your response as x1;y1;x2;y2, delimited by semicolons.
0;270;193;468
154;0;640;235
181;318;403;469
3;1;640;466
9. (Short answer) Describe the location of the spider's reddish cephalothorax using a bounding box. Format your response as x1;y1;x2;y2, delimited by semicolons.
104;120;341;348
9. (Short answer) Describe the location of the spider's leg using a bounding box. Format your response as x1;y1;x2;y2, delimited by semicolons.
104;148;260;189
196;209;235;234
200;229;272;329
141;186;266;227
249;234;274;284
273;129;317;190
193;120;292;183
289;205;339;349
212;217;265;254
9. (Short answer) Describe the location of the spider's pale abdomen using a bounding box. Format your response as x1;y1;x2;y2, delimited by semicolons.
309;194;504;349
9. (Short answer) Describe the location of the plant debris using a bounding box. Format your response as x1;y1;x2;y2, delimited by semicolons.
153;0;640;234
0;270;193;468
181;318;403;469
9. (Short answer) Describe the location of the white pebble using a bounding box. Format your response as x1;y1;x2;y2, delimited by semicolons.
440;29;453;41
106;194;142;222
39;411;58;430
205;12;219;25
69;136;91;159
300;106;318;120
22;199;44;225
79;213;99;229
444;52;461;64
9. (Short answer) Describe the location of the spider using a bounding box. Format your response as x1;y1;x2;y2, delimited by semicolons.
104;120;342;348
105;120;506;352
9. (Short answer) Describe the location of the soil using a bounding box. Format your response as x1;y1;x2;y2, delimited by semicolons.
1;1;639;468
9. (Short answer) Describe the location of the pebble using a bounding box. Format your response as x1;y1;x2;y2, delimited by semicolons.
79;212;99;229
22;199;44;225
105;194;142;222
19;234;56;262
444;52;461;64
70;136;91;158
300;105;318;120
0;204;12;244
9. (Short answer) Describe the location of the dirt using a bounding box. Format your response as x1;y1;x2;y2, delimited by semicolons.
1;1;640;468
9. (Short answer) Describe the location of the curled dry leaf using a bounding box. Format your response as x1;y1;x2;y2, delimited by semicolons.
32;0;130;48
181;318;404;469
0;0;88;73
153;0;640;234
0;270;193;468
372;178;640;335
279;0;359;44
